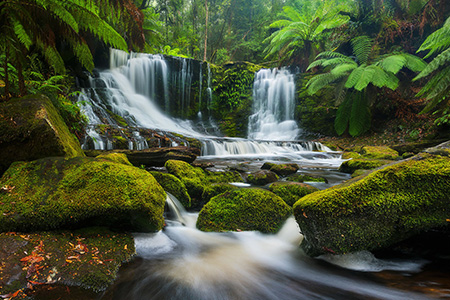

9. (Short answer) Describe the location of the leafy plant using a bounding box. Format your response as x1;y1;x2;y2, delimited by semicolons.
413;16;450;117
264;0;354;69
307;35;426;136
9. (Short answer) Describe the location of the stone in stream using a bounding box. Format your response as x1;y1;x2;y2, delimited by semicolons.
197;188;292;234
294;152;450;256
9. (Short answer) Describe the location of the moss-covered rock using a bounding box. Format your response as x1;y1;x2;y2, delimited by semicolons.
286;174;327;183
293;153;450;256
265;163;299;176
150;171;191;208
202;183;239;204
247;170;279;185
268;182;319;206
339;159;392;174
96;152;133;166
197;188;292;233
0;94;84;175
0;157;166;233
0;229;135;295
360;146;400;160
165;160;243;208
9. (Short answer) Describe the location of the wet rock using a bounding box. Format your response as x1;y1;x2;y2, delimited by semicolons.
262;163;299;176
0;156;166;233
150;171;191;208
268;182;319;206
294;153;450;256
0;94;84;175
197;188;292;233
125;147;197;167
246;170;279;185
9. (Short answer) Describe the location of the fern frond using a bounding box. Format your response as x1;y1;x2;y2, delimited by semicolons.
330;63;357;76
334;93;353;135
345;65;365;89
306;73;340;95
351;36;372;64
414;48;450;80
349;91;371;137
377;54;406;74
283;5;302;22
12;20;32;50
269;19;293;29
366;65;390;89
417;16;450;58
403;53;427;73
307;59;328;70
316;51;349;60
46;0;79;33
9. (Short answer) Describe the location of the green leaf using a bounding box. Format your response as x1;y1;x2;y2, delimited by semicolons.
349;92;371;137
334;93;353;135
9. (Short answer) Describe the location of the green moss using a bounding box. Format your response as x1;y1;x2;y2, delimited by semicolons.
361;146;400;160
165;160;243;208
247;170;279;185
293;153;450;256
0;94;84;174
342;151;361;159
150;171;191;208
96;152;132;166
269;182;319;206
0;157;166;233
287;174;327;183
267;163;299;176
197;188;292;233
339;158;392;174
112;136;128;149
351;169;370;178
202;183;239;204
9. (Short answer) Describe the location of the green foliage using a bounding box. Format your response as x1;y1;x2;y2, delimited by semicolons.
307;35;426;136
264;0;353;68
414;17;450;117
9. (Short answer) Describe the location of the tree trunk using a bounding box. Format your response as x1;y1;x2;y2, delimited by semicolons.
203;0;209;61
17;59;26;97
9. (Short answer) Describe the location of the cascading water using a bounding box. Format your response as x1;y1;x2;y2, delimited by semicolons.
248;68;299;141
78;49;341;165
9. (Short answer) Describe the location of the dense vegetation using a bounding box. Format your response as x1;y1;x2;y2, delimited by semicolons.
1;0;450;138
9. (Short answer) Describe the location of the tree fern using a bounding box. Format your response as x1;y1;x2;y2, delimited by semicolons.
349;91;371;137
334;93;353;135
307;73;341;95
414;48;450;80
417;17;450;58
351;36;372;64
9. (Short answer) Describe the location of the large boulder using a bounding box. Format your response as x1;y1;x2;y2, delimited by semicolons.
0;157;166;232
268;182;319;206
197;188;292;233
0;94;84;174
150;171;191;208
246;170;279;185
293;153;450;256
165;159;243;208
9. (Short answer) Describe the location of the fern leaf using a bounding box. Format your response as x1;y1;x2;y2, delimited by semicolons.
351;36;372;64
403;53;427;73
330;63;357;76
13;20;32;50
334;93;353;135
367;65;390;88
417;16;450;58
377;55;406;74
306;73;340;95
414;47;450;80
316;51;349;60
349;91;371;137
354;65;375;91
47;1;79;33
345;65;365;89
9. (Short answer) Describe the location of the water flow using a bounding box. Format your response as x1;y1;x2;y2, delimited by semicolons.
108;194;429;300
248;68;299;141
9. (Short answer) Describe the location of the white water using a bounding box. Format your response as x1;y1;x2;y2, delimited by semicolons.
248;68;299;141
110;195;430;300
79;49;342;165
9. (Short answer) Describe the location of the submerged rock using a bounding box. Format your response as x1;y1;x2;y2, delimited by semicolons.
0;94;84;175
268;182;319;206
0;157;166;233
293;153;450;256
263;163;299;176
197;188;292;233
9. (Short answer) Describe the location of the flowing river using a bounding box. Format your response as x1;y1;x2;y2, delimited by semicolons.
59;50;450;299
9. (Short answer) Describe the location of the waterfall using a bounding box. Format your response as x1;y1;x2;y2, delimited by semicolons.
78;49;337;162
248;68;299;141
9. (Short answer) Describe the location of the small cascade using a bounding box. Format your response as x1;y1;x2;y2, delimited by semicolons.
248;68;299;141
